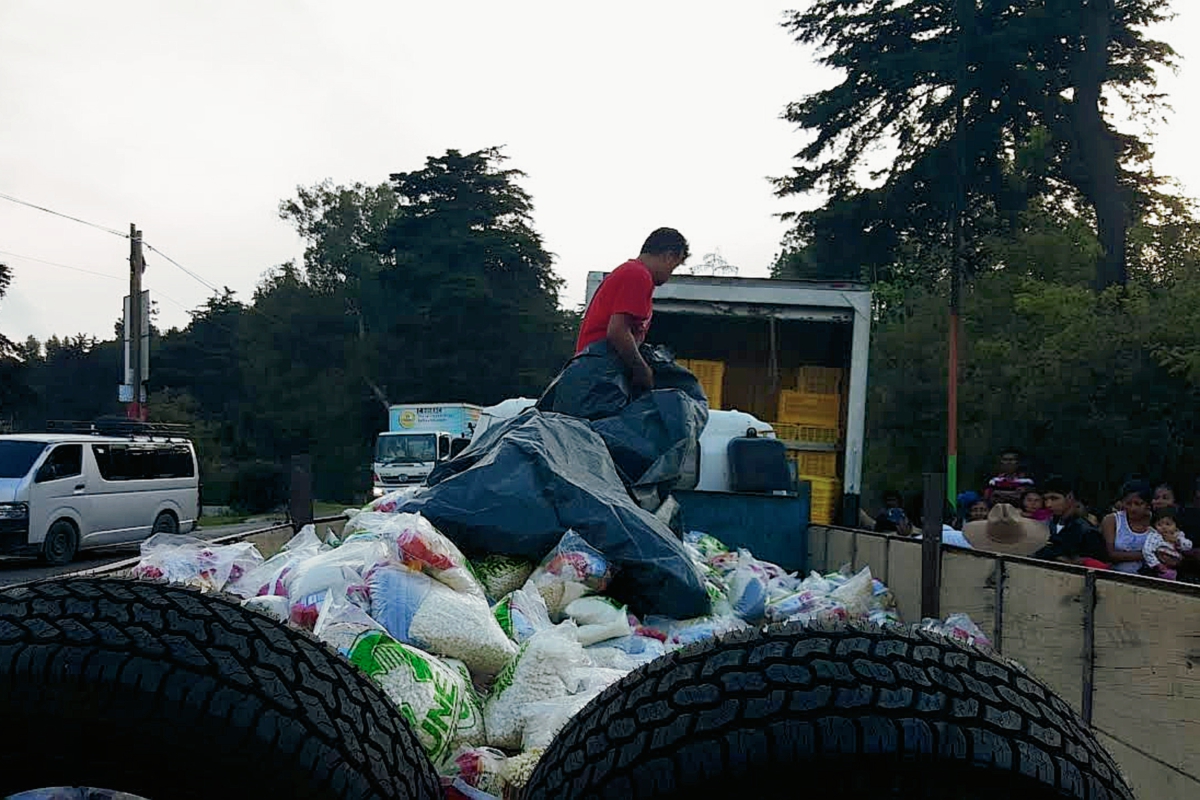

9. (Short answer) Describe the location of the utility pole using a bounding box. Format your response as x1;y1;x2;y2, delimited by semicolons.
946;0;971;508
126;224;146;422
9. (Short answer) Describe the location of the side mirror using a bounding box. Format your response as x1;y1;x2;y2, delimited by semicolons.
35;463;57;483
438;435;452;460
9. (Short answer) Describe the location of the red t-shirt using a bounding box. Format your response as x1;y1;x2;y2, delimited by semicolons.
575;259;654;354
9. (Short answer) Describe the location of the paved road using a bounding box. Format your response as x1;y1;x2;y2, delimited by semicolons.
0;520;283;587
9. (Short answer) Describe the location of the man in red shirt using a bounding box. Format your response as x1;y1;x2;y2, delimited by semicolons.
575;227;689;392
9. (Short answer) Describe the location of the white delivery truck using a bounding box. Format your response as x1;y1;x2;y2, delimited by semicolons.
371;403;482;496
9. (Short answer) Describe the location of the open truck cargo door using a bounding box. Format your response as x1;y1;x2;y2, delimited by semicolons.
586;273;871;526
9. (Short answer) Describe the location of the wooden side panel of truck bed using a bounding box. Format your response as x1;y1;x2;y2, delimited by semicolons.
807;524;1200;800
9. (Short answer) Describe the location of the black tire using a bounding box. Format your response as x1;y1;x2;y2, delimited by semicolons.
40;519;78;565
524;622;1133;800
152;511;179;535
0;578;440;800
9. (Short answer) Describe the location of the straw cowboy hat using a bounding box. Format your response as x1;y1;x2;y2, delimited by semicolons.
962;503;1050;556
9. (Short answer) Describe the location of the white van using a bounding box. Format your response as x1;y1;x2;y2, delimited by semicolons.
0;430;199;565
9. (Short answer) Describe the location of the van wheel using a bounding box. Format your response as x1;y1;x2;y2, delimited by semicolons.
40;520;78;566
152;511;179;535
0;578;440;800
523;622;1133;800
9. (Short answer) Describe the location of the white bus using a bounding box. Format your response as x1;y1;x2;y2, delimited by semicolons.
0;423;199;565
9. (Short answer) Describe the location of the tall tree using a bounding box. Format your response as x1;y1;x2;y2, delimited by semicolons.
264;148;572;499
0;260;13;358
153;290;248;427
385;147;570;403
0;263;31;425
280;181;404;410
237;262;372;501
15;334;122;426
775;0;1176;289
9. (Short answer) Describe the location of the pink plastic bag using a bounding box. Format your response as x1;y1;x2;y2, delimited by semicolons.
284;536;388;628
227;525;325;599
344;512;484;599
132;534;263;594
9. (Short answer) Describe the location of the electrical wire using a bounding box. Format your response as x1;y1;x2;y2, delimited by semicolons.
0;249;123;281
141;242;292;329
0;247;226;339
0;192;128;239
142;242;224;295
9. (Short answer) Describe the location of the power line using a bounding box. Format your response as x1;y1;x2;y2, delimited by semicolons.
0;249;124;281
0;248;214;329
141;241;292;329
0;192;128;239
142;242;225;295
150;290;193;315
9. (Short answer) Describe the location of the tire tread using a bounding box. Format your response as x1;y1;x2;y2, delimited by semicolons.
523;623;1133;800
0;577;439;800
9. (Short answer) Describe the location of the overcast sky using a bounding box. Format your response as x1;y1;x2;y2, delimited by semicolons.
1;1;1197;346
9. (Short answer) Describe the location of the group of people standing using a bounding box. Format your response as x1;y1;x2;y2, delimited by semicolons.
871;448;1200;583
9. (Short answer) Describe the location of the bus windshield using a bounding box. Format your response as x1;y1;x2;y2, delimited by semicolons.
375;433;437;465
0;441;48;479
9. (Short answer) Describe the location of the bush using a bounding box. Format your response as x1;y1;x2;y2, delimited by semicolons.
199;469;234;507
229;460;288;515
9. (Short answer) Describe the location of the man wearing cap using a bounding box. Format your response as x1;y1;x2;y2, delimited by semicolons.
963;503;1050;556
1033;476;1110;567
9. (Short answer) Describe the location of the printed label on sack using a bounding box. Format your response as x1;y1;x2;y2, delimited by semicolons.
348;631;462;763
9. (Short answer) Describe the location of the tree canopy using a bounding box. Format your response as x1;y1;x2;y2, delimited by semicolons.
774;0;1176;289
864;198;1200;505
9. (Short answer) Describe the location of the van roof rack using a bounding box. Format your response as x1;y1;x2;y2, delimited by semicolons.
46;419;191;439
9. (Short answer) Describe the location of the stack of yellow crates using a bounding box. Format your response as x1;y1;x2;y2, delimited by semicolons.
677;358;725;409
805;476;842;525
785;449;838;477
776;367;844;524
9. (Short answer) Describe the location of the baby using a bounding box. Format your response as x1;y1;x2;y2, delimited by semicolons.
1143;506;1193;580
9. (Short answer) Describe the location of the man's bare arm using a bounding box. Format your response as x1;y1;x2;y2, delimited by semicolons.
607;313;654;391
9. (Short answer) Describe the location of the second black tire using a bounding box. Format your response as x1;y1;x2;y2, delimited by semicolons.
40;519;79;565
151;511;179;535
524;622;1133;800
0;577;441;800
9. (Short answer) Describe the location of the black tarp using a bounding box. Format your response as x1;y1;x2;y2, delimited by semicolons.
537;342;707;507
397;410;710;619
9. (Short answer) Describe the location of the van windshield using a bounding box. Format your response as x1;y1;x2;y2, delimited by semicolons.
375;433;437;465
0;441;48;479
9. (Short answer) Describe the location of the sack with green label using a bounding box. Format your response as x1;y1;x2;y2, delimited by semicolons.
492;587;552;644
313;597;485;766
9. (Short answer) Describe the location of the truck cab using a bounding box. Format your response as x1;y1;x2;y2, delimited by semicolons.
372;403;482;497
372;430;454;495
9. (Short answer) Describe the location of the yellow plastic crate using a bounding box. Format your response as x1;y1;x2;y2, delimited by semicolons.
786;449;838;478
678;359;724;409
770;422;840;446
778;390;841;428
796;366;843;395
801;476;841;524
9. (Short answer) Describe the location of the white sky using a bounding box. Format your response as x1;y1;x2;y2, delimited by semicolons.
1;1;1197;345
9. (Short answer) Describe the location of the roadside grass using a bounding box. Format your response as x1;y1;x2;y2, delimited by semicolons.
197;500;354;530
315;500;355;518
196;513;249;528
